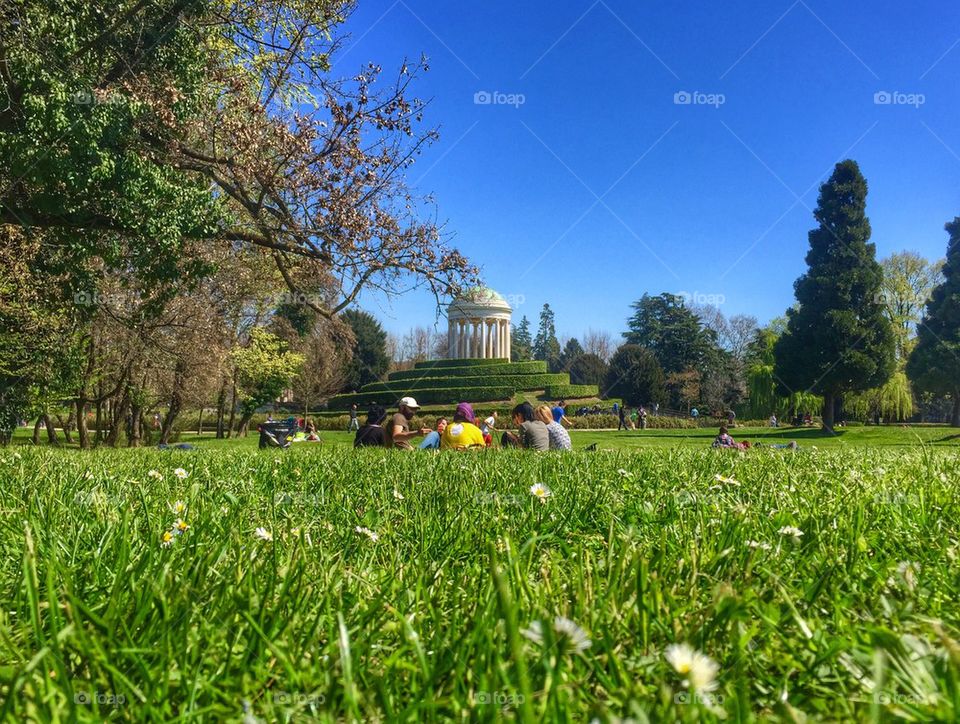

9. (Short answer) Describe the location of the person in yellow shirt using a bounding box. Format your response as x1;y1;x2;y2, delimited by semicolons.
440;402;487;450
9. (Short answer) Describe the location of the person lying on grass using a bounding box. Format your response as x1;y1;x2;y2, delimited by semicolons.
501;402;549;451
535;404;572;450
712;426;740;449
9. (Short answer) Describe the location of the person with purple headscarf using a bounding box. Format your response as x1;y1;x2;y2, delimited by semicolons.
440;402;487;450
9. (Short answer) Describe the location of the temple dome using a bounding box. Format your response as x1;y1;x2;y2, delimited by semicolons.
450;286;511;312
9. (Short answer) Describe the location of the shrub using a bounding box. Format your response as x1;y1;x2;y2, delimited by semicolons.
412;358;506;369
544;384;601;399
327;386;515;409
359;373;570;394
388;360;548;380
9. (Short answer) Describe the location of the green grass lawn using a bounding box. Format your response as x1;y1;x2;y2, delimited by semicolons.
13;424;960;452
1;444;958;720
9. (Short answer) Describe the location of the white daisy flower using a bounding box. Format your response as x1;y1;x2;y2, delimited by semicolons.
393;489;405;501
714;474;740;486
553;617;592;653
254;527;273;541
172;519;189;535
747;540;772;551
355;526;379;542
169;500;186;515
529;483;552;503
160;531;174;548
522;618;592;654
617;468;632;477
666;643;719;692
147;470;163;480
778;525;804;540
173;468;189;480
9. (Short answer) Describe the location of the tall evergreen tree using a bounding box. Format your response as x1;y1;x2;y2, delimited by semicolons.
624;293;716;374
604;345;666;406
511;316;533;362
533;304;562;371
907;217;960;426
341;309;390;391
559;337;585;370
774;160;895;430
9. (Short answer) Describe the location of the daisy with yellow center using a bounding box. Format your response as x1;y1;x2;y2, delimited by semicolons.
173;519;189;534
665;643;719;692
254;527;273;541
529;483;552;503
169;500;186;515
160;531;174;548
173;468;189;480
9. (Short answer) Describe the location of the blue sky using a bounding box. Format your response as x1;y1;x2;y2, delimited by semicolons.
344;1;960;341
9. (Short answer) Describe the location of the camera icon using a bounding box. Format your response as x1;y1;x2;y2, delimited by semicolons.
874;91;892;105
477;692;490;704
474;91;492;105
674;691;691;704
674;91;692;105
74;291;93;305
70;90;94;105
74;691;91;705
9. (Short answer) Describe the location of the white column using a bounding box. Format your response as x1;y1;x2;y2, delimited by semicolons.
498;320;504;358
474;319;481;358
505;321;511;360
448;318;455;358
459;320;466;358
480;318;487;359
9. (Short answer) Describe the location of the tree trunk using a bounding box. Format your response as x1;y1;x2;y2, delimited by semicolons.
32;418;42;445
197;408;204;436
94;400;104;446
226;374;237;439
236;411;253;437
215;380;227;439
128;400;142;447
161;360;186;444
43;414;59;445
76;399;91;450
822;392;835;432
952;393;960;428
56;411;74;444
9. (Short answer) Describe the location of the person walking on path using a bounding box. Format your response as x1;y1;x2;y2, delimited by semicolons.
348;404;360;432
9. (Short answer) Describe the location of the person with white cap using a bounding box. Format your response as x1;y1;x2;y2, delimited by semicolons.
384;396;431;450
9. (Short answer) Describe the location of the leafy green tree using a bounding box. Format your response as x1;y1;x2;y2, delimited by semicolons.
624;293;717;374
878;252;943;359
511;317;533;362
568;353;608;386
533;304;562;371
907;217;960;426
604;345;666;407
341;310;389;391
774;160;895;430
231;328;304;434
559;337;584;370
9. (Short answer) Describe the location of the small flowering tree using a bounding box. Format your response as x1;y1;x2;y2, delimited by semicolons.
230;329;304;435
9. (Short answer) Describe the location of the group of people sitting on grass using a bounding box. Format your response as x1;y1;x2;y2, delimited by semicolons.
354;397;574;451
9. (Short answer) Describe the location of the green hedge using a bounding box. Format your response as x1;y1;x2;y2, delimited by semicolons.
327;386;515;409
412;358;506;369
360;373;569;394
544;384;601;399
387;360;548;381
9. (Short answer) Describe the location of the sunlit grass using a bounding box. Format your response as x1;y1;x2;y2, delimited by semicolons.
0;445;958;720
